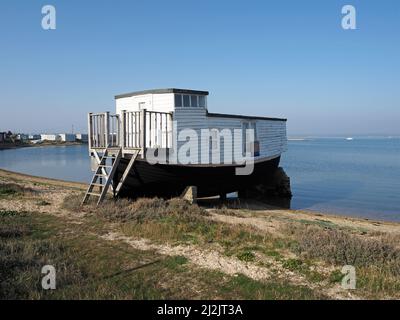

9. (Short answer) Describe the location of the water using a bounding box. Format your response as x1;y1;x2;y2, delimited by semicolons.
0;145;92;183
281;138;400;222
0;139;399;221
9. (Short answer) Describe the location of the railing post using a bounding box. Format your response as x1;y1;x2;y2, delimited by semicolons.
121;111;126;151
87;113;92;154
104;111;110;148
140;109;146;158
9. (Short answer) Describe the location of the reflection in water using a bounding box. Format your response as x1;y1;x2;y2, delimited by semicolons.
281;138;400;221
0;145;92;183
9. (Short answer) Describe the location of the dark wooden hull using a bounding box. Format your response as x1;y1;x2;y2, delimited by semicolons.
114;156;281;198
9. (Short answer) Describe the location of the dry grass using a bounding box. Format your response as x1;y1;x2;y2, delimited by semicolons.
0;183;35;198
283;223;400;297
285;224;400;269
96;197;208;223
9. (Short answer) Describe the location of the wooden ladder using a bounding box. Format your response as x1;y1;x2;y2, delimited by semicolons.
82;147;122;206
82;147;141;206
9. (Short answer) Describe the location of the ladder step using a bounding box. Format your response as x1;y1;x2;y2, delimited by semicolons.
91;183;105;187
95;174;109;179
87;192;101;197
99;165;113;168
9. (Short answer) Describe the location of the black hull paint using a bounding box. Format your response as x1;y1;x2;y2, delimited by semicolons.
115;156;281;198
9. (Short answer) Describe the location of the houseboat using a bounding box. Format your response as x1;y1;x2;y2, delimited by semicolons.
84;89;287;204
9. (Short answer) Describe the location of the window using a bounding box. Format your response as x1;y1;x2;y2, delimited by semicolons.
175;94;182;107
198;95;206;107
183;95;190;107
191;95;198;107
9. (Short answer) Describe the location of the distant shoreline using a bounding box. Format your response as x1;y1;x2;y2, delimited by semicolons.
0;141;87;150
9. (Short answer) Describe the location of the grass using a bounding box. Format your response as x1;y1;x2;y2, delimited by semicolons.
219;274;326;300
237;251;256;262
0;183;34;198
5;181;397;300
282;223;400;298
0;208;323;300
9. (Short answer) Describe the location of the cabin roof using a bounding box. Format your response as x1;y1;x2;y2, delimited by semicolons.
207;112;287;122
115;88;209;99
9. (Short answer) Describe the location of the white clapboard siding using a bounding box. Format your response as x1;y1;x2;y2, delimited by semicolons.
116;93;175;115
113;91;287;163
174;108;287;163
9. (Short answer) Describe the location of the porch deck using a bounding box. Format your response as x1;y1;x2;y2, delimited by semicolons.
88;110;173;158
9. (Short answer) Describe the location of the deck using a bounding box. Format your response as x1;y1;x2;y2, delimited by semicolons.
88;110;173;158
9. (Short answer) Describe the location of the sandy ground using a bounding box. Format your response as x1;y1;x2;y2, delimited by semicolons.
1;168;399;300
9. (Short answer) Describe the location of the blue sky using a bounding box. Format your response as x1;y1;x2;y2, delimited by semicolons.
0;0;399;135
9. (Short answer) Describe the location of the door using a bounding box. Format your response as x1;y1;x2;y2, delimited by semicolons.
138;102;146;110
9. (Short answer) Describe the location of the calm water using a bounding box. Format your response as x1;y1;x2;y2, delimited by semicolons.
0;145;93;183
282;138;400;221
0;139;399;221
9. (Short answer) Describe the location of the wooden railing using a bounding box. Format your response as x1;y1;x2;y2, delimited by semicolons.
88;110;173;156
88;112;120;150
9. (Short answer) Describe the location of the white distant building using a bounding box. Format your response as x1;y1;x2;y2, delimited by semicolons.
59;133;76;142
29;134;41;140
40;134;60;141
75;133;88;142
16;134;29;141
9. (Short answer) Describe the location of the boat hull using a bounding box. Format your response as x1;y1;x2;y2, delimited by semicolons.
114;156;281;198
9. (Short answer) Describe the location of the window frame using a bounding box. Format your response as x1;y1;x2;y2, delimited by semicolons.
182;95;190;107
175;94;207;108
191;95;198;108
175;94;182;107
198;95;206;108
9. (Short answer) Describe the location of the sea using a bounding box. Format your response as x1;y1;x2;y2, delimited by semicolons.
0;137;399;222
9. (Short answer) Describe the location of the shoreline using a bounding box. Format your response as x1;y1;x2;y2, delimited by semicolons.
0;167;398;230
0;141;87;150
0;168;87;189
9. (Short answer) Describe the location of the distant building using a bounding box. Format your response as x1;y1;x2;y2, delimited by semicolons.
0;132;6;143
59;133;76;142
29;134;41;140
40;134;60;141
16;134;29;141
75;133;88;142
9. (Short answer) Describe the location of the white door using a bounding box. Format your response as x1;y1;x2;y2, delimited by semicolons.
138;102;146;110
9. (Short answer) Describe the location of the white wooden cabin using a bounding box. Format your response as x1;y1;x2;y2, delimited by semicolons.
85;88;288;204
91;88;288;163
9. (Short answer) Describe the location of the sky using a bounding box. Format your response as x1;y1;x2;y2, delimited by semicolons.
0;0;399;136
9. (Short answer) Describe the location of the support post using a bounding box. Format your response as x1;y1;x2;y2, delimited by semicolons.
140;109;147;158
121;111;126;152
104;111;110;147
181;186;197;204
87;113;92;155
